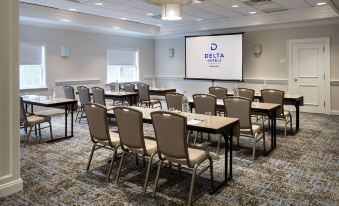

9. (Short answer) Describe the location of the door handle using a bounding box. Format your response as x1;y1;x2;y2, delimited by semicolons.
294;78;298;82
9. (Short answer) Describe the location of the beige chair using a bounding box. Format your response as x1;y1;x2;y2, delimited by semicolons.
209;86;227;99
261;89;292;138
137;84;162;109
123;83;135;92
238;88;255;101
114;107;157;193
224;97;266;160
85;103;120;181
20;97;53;147
165;92;183;111
92;87;114;110
77;86;91;123
151;111;213;206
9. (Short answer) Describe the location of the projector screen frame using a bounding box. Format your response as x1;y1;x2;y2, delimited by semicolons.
184;32;244;82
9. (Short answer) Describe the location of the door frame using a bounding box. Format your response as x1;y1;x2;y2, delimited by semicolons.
287;37;331;114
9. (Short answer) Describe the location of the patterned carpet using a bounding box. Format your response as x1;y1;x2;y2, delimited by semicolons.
1;111;338;206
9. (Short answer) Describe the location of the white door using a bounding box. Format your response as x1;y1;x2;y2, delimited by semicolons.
289;38;329;114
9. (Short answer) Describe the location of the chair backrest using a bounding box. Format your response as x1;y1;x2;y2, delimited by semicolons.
193;94;216;115
165;93;183;111
92;87;106;106
77;86;90;107
261;89;284;118
209;87;227;99
63;86;75;99
109;83;118;91
20;97;27;123
137;84;150;101
123;83;135;92
238;88;255;101
84;103;112;144
114;107;145;153
151;111;190;165
224;97;252;131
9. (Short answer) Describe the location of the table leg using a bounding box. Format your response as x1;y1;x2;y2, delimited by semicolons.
295;102;300;133
273;112;277;149
264;112;275;155
229;129;233;179
71;103;74;136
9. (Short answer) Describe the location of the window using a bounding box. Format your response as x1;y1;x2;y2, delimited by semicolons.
20;43;46;89
107;48;139;83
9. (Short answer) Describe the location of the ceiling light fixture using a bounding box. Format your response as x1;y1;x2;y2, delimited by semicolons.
232;5;239;8
95;2;104;6
149;0;194;21
147;12;154;16
60;19;71;23
120;17;127;20
113;26;121;29
316;2;327;6
68;8;77;11
195;18;203;21
249;11;257;14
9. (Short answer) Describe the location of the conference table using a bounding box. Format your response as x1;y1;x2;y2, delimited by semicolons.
77;91;139;106
228;92;304;133
189;99;281;154
107;106;239;194
147;88;176;96
22;95;77;142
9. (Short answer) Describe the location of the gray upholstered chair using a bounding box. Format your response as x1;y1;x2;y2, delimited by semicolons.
92;87;114;110
151;111;213;205
261;89;292;137
209;86;227;99
63;85;78;117
84;103;120;181
165;92;183;111
224;97;266;160
238;88;255;101
137;83;162;109
114;107;157;193
77;86;91;123
109;83;118;91
123;83;135;92
20;97;53;147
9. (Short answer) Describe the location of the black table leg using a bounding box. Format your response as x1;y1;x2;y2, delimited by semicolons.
229;129;233;179
65;104;68;137
47;104;73;142
71;103;74;136
264;112;275;155
295;102;300;133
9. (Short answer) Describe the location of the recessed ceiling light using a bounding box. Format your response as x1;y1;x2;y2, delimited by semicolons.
95;2;104;6
120;17;127;20
156;24;162;26
232;5;239;8
68;8;77;11
146;12;154;16
249;11;257;14
113;26;121;30
316;2;327;6
196;18;203;21
192;0;203;3
60;19;71;23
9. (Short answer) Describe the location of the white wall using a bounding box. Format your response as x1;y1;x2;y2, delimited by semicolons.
19;25;155;101
154;23;339;113
0;0;23;197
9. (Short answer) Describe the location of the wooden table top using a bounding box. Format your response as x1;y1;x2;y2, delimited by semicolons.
22;95;77;107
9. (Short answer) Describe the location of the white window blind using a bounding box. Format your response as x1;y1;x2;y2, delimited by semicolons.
19;43;46;89
107;48;139;83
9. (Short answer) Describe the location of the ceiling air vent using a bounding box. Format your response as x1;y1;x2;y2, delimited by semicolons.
244;0;287;13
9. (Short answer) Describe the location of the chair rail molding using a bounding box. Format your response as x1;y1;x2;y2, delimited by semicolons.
55;79;100;86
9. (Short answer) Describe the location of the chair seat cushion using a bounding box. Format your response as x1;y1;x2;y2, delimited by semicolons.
166;147;209;166
126;137;157;155
240;124;262;135
27;115;51;125
98;132;120;147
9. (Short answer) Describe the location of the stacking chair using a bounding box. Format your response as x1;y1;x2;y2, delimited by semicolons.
20;97;53;147
92;87;114;110
165;92;183;111
109;82;118;91
137;84;162;109
114;107;158;193
192;94;221;150
151;111;213;205
224;97;266;160
77;86;91;123
209;86;227;99
84;103;120;181
123;83;135;92
63;85;78;115
238;88;255;101
261;89;292;137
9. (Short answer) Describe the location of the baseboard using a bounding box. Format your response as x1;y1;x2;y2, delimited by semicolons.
0;178;23;197
331;110;339;115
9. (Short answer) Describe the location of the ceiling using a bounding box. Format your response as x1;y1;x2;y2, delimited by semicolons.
19;0;339;37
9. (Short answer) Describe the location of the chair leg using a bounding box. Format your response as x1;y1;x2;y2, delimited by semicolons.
216;134;222;154
159;102;162;109
237;136;240;147
143;153;156;194
75;108;80;122
152;160;163;196
263;131;266;152
209;158;214;190
34;124;38;137
24;126;33;147
252;135;257;161
38;124;42;138
49;121;53;140
115;150;125;183
107;148;118;181
79;109;84;123
284;118;288;138
86;144;96;171
193;132;198;145
188;165;198;206
290;115;293;134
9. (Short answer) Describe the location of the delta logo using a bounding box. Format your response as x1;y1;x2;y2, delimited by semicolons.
204;43;224;66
